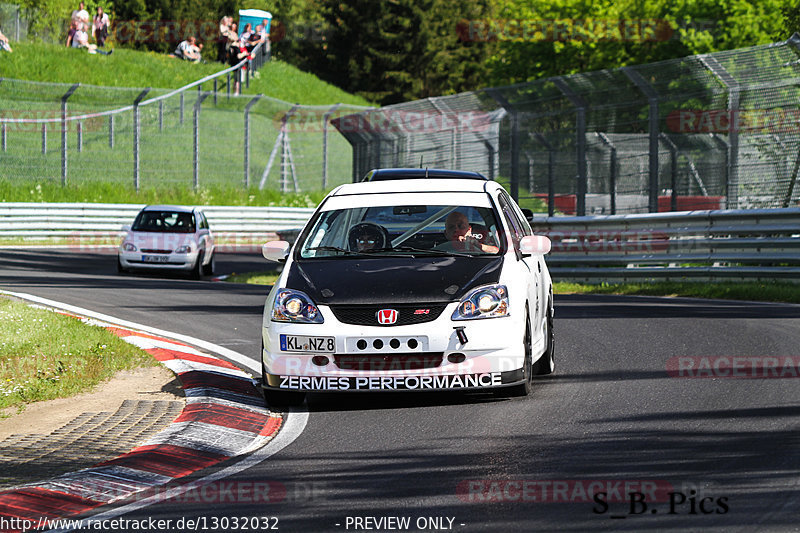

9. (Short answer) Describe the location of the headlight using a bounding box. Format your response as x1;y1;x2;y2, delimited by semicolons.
271;289;324;323
451;285;509;320
175;244;194;253
122;242;137;252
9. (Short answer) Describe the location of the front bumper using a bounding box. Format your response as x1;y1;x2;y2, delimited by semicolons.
118;250;199;271
262;302;527;393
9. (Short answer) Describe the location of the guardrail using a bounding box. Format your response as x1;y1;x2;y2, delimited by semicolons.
0;203;314;239
533;208;800;283
3;204;799;282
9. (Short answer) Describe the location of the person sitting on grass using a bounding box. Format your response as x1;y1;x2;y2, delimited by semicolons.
72;22;112;55
0;28;12;52
174;36;202;63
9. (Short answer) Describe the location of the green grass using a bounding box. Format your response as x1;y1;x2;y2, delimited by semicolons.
226;269;282;285
0;179;327;206
0;297;157;413
2;42;373;107
553;281;800;304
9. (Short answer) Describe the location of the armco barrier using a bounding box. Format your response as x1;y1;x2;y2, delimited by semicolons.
533;208;800;283
0;203;315;238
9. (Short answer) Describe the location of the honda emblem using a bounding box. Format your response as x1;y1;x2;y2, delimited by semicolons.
377;309;398;325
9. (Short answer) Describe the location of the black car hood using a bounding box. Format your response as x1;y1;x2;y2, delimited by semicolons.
286;256;504;305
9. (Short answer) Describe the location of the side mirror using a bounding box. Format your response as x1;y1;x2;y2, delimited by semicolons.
521;208;534;223
520;235;551;255
262;240;290;262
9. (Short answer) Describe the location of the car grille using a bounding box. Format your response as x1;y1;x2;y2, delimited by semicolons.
140;249;172;254
334;353;444;371
329;304;448;326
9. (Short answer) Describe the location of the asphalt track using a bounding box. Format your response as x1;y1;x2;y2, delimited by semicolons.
1;248;799;532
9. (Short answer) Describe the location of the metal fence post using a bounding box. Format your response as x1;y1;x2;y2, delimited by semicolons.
700;55;740;209
486;89;520;200
41;124;46;155
596;133;618;215
660;134;679;212
2;123;6;152
213;78;218;106
532;133;556;217
623;67;661;213
227;73;231;101
180;92;185;125
133;88;151;192
60;83;79;186
77;121;83;153
193;91;211;190
108;115;114;148
553;78;588;216
246;60;251;89
243;94;263;187
158;101;164;131
322;103;341;189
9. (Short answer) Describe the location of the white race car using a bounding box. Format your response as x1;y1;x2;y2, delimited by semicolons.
260;169;554;405
117;205;215;278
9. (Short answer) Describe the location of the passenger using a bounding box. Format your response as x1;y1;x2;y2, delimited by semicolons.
439;211;499;253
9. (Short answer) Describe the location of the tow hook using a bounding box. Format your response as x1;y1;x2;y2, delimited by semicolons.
454;326;468;345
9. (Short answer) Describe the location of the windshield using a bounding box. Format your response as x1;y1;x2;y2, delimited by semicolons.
132;211;196;233
298;204;504;258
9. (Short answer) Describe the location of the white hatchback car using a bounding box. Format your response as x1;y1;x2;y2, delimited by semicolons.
260;169;554;406
117;205;215;278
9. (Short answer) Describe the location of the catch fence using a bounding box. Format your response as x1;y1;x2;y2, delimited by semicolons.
336;35;800;216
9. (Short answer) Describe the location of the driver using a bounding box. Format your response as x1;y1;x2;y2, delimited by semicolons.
440;211;499;253
348;223;387;251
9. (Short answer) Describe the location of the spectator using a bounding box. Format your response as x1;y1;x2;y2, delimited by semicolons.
72;22;112;55
174;36;202;63
241;22;253;44
71;2;90;29
248;24;264;53
259;19;271;58
66;19;78;47
218;15;232;62
92;7;109;47
0;28;13;53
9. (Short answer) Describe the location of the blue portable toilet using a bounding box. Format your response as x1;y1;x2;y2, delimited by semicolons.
238;9;272;35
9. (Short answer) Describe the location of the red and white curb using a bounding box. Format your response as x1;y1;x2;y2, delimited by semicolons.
0;292;296;532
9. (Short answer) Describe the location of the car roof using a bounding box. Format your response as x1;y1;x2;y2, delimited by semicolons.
332;173;504;197
362;168;489;182
140;205;197;213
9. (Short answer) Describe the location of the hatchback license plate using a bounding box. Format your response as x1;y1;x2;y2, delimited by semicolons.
142;255;169;263
280;334;335;353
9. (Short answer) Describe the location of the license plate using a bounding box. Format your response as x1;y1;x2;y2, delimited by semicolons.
142;255;169;263
280;334;335;353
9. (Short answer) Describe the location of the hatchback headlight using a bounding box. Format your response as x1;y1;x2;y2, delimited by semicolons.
451;285;509;320
271;289;323;323
175;244;194;253
122;242;137;252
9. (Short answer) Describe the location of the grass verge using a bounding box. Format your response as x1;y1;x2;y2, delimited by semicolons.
226;269;282;286
0;180;327;206
553;281;800;304
0;297;157;414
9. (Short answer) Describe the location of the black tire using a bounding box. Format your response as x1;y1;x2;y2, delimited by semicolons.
116;256;126;273
508;309;533;397
190;254;202;280
202;252;215;276
532;301;555;376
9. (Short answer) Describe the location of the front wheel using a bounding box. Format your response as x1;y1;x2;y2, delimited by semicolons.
532;301;555;376
190;254;202;280
202;252;215;276
507;310;533;397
